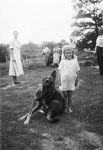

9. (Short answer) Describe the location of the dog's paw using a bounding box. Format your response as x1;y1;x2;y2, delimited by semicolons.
19;116;25;120
24;116;31;125
19;115;27;120
38;110;45;114
24;120;29;125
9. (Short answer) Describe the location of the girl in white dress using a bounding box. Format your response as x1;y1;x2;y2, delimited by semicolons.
58;45;80;112
9;30;24;86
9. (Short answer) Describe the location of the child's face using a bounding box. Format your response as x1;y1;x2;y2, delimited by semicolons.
64;50;73;60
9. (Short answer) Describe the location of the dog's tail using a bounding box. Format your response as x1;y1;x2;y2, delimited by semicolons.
46;114;60;123
49;118;60;123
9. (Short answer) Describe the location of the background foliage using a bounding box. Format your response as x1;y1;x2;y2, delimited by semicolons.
0;0;103;62
0;44;9;63
70;0;103;50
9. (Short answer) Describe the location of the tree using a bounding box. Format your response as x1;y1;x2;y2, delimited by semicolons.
70;0;103;50
0;44;9;63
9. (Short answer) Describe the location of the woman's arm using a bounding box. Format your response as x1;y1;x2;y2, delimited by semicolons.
9;48;15;61
9;41;15;61
20;52;23;62
94;46;97;57
9;48;13;57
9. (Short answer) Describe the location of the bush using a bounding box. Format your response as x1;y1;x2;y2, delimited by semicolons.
0;44;8;63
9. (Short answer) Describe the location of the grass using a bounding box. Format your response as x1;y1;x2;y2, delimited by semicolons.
0;52;103;150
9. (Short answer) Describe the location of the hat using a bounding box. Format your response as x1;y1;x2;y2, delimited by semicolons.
62;45;74;53
99;26;103;34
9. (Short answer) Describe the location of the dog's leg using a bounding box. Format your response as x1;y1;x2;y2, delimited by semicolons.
23;101;38;125
19;113;29;120
24;102;42;125
19;100;37;122
24;113;32;125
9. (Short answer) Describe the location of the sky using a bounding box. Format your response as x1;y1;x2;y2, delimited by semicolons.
0;0;74;44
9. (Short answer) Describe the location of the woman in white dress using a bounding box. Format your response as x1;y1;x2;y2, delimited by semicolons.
53;44;60;66
9;30;24;86
42;46;50;66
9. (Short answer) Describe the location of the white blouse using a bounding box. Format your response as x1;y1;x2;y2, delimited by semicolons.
96;35;103;47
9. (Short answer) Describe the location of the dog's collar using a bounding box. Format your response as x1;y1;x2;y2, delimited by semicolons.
41;84;55;104
46;88;55;103
37;83;56;105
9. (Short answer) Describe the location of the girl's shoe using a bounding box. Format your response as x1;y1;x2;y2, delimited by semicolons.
68;108;73;113
11;82;16;87
66;107;73;113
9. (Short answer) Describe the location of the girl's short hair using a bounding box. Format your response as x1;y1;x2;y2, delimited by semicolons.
62;45;74;59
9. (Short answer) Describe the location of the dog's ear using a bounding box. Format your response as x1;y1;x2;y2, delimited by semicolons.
51;70;56;80
36;87;42;99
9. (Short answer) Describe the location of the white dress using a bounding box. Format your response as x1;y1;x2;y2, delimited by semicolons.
9;40;24;76
42;47;50;66
58;59;80;91
53;47;60;64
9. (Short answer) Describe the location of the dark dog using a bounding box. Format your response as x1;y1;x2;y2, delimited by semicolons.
19;70;65;124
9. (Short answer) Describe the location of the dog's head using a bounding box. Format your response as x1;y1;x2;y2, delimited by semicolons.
43;70;56;89
36;70;56;104
42;70;56;104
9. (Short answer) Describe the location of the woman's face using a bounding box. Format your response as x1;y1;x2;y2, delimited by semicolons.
99;27;103;35
13;31;18;39
64;50;73;60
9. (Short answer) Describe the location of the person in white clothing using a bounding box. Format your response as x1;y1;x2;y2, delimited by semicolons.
62;45;77;60
95;26;103;76
42;46;50;66
52;44;60;66
9;30;24;86
58;45;80;113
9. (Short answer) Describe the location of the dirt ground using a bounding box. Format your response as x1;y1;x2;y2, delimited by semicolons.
0;55;103;150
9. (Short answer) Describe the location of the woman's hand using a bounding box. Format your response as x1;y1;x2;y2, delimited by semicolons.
94;47;97;57
12;57;16;62
59;81;61;86
21;57;23;62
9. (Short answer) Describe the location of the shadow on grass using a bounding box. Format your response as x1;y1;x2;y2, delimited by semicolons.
72;101;103;135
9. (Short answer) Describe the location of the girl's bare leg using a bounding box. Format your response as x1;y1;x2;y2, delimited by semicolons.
67;91;73;112
12;76;17;85
63;91;68;112
11;76;17;86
